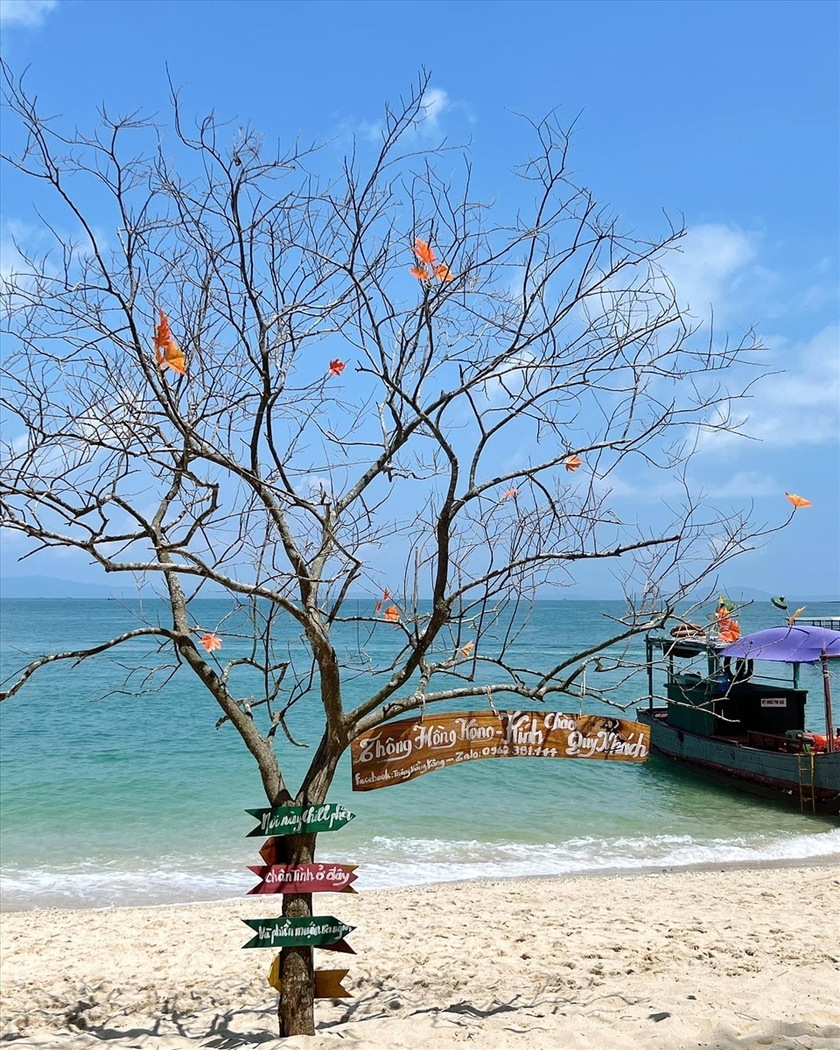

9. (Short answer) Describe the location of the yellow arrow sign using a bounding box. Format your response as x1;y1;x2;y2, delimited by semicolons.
267;957;350;999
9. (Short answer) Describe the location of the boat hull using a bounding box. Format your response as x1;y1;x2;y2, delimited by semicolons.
637;707;840;815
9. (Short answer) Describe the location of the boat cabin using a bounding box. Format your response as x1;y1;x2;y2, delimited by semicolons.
645;635;808;744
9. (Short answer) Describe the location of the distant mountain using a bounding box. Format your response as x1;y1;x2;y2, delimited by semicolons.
715;586;839;603
2;575;836;603
0;575;148;599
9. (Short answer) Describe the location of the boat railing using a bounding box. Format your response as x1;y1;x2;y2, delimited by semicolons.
746;729;821;754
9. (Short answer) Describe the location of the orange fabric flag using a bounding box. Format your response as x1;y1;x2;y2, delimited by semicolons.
718;621;741;644
154;310;186;376
413;239;436;267
410;239;454;282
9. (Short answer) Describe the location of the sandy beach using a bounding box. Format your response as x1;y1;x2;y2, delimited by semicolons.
2;864;839;1049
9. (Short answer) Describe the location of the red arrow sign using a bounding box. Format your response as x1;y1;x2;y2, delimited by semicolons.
247;862;358;895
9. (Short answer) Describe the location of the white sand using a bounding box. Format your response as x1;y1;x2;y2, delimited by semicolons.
2;865;839;1049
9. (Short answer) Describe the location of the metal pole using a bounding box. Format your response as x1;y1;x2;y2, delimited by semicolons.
821;652;835;753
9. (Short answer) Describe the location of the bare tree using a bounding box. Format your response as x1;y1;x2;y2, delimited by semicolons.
0;69;772;1035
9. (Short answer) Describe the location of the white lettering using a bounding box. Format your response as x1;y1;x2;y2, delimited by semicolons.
358;734;413;763
415;723;457;750
502;711;545;747
455;717;496;742
544;712;576;732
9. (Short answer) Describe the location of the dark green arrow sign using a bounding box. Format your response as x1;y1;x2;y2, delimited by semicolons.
245;803;355;838
242;916;355;949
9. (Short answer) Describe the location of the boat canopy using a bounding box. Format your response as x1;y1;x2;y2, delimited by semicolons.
720;625;840;664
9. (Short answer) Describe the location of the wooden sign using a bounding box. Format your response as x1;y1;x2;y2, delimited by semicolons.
242;916;355;951
267;958;351;998
245;802;355;838
351;710;650;791
247;863;358;895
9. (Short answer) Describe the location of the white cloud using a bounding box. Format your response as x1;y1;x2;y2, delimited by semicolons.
652;222;838;454
417;88;450;133
703;471;781;499
743;325;840;446
0;221;31;280
660;223;763;324
591;473;683;504
589;468;785;508
0;0;57;27
339;85;455;146
1;220;49;311
696;324;839;452
479;350;537;404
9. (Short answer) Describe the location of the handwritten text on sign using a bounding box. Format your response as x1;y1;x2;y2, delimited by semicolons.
242;915;355;950
351;711;650;791
247;863;358;895
245;803;355;838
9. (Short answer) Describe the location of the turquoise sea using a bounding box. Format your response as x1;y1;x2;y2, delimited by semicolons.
1;599;838;911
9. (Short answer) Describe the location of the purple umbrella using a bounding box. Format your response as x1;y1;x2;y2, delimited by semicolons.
721;625;840;664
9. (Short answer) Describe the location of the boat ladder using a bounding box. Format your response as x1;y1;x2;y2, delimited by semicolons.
796;749;817;813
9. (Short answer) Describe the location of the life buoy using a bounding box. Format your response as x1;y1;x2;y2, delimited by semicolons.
670;623;705;639
723;657;753;683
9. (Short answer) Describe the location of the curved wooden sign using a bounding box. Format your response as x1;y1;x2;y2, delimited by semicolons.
350;710;649;791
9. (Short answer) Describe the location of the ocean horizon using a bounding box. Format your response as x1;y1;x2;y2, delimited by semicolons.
1;598;838;911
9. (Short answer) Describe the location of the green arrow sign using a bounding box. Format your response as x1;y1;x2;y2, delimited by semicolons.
245;803;355;838
242;916;355;949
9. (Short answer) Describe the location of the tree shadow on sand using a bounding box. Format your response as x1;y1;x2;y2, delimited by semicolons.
709;1018;840;1049
0;998;280;1047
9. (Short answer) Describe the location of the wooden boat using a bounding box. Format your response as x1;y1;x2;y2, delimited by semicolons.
637;623;840;814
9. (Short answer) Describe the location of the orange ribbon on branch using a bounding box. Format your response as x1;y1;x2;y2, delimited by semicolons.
154;309;186;376
409;238;454;283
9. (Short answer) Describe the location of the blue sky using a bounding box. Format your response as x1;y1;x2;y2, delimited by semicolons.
1;0;837;599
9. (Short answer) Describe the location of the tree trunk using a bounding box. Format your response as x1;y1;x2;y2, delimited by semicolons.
277;833;316;1037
